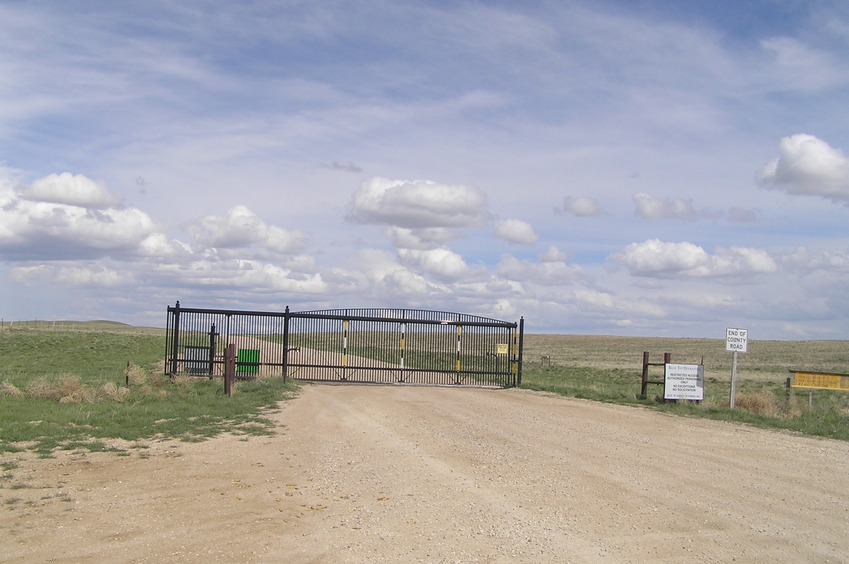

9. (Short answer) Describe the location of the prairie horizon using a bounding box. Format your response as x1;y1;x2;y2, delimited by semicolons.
3;320;846;382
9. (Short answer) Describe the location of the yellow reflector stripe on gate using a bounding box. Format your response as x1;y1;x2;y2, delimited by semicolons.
342;318;348;367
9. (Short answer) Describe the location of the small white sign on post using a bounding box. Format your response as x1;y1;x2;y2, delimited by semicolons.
664;364;705;401
726;327;748;353
726;327;748;409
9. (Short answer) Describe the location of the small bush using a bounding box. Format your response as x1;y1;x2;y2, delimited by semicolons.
100;382;130;402
125;362;150;386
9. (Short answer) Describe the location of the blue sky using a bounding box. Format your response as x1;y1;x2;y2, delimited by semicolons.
2;0;849;339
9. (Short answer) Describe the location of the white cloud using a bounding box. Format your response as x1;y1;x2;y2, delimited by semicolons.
539;245;570;262
54;264;128;287
0;174;159;258
560;197;607;217
399;247;469;281
613;239;777;278
235;262;328;294
348;177;487;229
10;264;52;284
11;262;130;287
496;253;584;285
758;134;849;203
493;219;538;245
186;205;306;256
158;257;328;294
356;249;449;299
139;233;192;258
385;226;457;250
633;192;697;221
632;193;757;223
781;247;849;272
381;268;446;298
22;172;121;209
573;289;614;309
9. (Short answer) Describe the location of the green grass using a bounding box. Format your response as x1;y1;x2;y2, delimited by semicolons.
0;327;165;387
520;334;849;441
0;326;298;455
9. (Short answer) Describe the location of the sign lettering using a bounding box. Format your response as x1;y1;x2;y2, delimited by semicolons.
664;364;705;401
726;327;748;353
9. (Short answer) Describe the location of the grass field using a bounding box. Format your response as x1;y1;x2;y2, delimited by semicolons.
0;325;297;455
521;334;849;440
1;325;847;455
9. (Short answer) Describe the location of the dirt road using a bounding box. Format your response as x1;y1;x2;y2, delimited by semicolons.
2;384;847;562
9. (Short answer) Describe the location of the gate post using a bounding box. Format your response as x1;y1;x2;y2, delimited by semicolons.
640;351;650;398
169;301;181;375
455;324;462;385
516;317;524;387
281;306;290;381
208;323;217;379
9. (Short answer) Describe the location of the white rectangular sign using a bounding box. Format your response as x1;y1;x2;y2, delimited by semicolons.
664;363;705;401
726;327;748;353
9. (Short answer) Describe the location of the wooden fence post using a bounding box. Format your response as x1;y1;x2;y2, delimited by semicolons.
641;351;671;399
224;343;236;397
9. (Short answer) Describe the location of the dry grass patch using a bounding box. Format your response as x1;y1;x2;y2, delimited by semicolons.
27;374;93;403
733;393;782;417
0;382;24;397
100;382;130;402
9;363;158;404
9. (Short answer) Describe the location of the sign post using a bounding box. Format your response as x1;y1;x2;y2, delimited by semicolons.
726;328;748;409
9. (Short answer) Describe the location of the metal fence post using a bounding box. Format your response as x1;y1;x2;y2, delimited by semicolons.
208;323;217;379
282;306;290;381
516;317;524;386
169;301;181;375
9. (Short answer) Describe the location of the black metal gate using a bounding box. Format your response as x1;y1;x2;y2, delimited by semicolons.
165;303;524;387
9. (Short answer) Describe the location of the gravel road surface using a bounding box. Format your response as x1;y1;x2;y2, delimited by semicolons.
2;384;847;562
